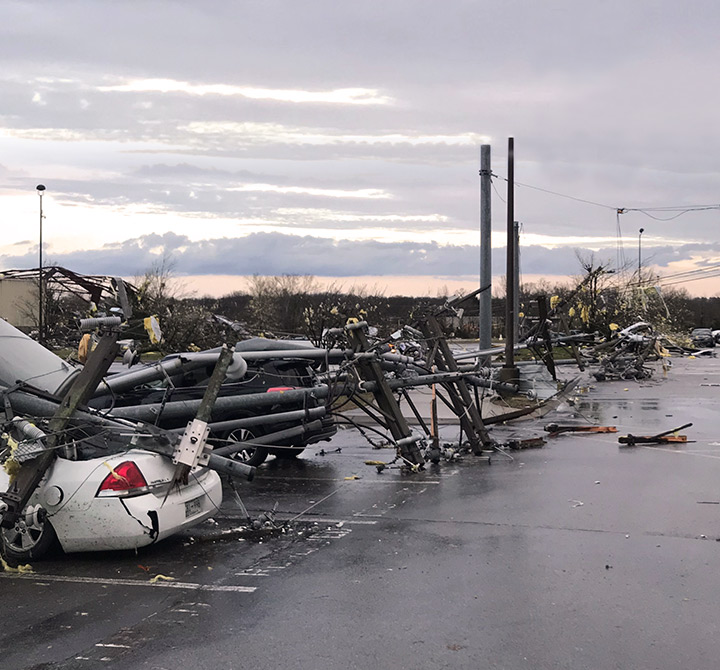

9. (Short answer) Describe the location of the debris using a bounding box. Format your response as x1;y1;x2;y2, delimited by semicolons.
149;574;176;583
504;437;546;450
619;422;692;446
1;555;33;573
544;423;617;437
569;499;584;507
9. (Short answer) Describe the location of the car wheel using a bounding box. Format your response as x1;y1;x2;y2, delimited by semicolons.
225;427;269;467
1;505;59;563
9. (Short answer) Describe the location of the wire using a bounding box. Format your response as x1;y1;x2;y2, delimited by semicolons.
491;173;617;210
491;177;506;204
629;207;720;222
492;171;720;220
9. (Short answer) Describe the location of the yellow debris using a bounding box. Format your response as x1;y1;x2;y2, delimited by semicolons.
2;433;21;482
144;315;163;345
102;462;128;485
149;574;176;583
1;556;33;573
77;333;92;363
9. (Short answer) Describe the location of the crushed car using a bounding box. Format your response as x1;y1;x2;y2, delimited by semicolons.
0;421;222;561
90;338;338;466
0;317;251;561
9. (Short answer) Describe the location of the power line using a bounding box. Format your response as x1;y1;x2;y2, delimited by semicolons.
491;173;617;210
656;263;720;282
660;270;720;288
491;172;720;220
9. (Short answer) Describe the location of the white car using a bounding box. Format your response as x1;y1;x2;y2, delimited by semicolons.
1;448;222;562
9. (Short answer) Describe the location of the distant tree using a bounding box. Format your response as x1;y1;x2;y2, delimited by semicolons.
246;274;320;336
132;255;226;353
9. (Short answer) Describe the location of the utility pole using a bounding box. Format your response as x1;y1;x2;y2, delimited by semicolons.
638;228;644;279
479;144;492;351
499;138;519;387
513;221;520;344
36;184;46;345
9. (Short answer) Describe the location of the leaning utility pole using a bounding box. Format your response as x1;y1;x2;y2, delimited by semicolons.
479;144;492;351
37;184;45;345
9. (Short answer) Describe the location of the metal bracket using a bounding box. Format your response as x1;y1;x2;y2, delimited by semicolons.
173;418;212;468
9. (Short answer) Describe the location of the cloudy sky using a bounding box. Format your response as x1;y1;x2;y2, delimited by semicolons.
2;0;720;297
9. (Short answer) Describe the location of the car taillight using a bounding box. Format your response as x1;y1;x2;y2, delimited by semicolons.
267;386;294;393
97;461;149;497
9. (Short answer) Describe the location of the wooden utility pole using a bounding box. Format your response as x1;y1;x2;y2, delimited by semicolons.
513;221;520;344
500;138;519;386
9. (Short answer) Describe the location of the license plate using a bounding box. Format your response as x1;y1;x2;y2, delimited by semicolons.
185;496;203;518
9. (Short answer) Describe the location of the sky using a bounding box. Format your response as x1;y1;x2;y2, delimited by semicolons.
2;0;720;298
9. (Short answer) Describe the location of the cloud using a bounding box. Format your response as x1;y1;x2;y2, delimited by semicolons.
98;78;393;105
2;231;717;286
2;0;720;295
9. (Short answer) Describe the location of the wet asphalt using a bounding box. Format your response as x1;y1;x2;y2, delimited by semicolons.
3;355;720;669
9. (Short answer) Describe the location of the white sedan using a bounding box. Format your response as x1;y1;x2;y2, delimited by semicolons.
1;448;222;562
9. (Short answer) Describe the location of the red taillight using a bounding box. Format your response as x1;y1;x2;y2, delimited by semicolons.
97;461;148;496
267;386;294;393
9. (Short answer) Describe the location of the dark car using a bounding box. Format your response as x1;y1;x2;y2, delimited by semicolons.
91;352;336;467
690;328;715;349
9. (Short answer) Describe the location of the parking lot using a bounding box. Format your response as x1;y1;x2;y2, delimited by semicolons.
4;356;720;669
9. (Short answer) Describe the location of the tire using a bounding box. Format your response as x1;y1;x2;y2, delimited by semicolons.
1;505;59;563
225;427;269;467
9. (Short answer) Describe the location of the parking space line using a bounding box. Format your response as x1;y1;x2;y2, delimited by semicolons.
642;447;720;459
256;476;441;485
95;643;131;649
0;573;255;593
295;517;377;525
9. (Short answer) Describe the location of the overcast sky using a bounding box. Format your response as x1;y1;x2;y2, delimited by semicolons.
2;0;719;296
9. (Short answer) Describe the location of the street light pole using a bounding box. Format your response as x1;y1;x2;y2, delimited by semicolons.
36;184;46;344
638;227;644;279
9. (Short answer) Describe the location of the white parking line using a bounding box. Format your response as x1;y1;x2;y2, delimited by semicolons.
642;446;720;459
300;517;377;525
257;476;442;485
0;573;255;593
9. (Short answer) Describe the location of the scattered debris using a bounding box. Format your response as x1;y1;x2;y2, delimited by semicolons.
544;423;617;437
618;423;692;446
503;437;546;450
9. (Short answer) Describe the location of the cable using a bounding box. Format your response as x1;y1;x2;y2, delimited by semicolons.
491;173;617;210
492;171;720;220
